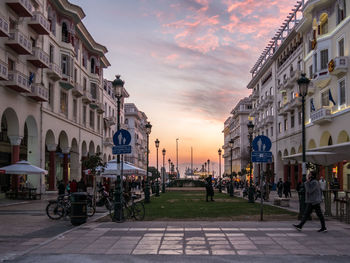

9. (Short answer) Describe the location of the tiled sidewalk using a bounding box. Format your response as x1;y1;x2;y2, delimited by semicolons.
29;221;350;256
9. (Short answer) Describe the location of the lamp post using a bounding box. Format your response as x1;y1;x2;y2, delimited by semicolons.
247;120;255;203
168;158;171;179
218;149;222;193
162;148;166;193
207;159;210;176
155;139;160;197
297;73;310;219
112;75;124;222
176;138;179;178
144;122;152;203
229;138;234;197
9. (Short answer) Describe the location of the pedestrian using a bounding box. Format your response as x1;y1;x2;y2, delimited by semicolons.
331;178;339;202
77;179;87;192
58;180;65;196
277;178;283;198
293;171;327;232
70;179;77;193
205;176;214;202
66;181;71;194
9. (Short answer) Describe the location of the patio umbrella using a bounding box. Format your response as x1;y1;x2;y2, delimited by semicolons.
283;152;336;166
100;159;151;177
0;160;47;175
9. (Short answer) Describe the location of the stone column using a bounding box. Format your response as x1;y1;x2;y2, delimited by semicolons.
81;153;88;184
290;163;295;189
47;144;57;191
62;147;70;185
8;136;22;190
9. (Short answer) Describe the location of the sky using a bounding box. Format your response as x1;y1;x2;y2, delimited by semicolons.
71;0;295;175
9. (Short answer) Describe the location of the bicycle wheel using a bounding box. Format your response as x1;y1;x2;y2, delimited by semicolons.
46;202;64;220
87;202;96;217
133;202;145;221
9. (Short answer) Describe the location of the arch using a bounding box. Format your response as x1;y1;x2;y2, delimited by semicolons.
71;138;79;153
337;130;350;144
283;149;289;157
88;141;95;155
290;147;296;155
58;131;69;149
297;145;302;153
2;108;20;137
81;141;87;157
45;129;56;146
320;131;332;147
108;155;111;161
103;153;107;163
96;145;101;154
308;139;316;149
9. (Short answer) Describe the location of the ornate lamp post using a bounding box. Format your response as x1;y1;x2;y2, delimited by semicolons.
176;138;179;178
297;73;310;219
162;148;166;193
112;75;124;222
247;120;255;203
144;122;152;203
155;139;160;197
218;149;222;193
207;159;210;176
229;138;234;197
168;158;171;179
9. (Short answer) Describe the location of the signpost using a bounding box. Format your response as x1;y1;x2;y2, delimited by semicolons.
113;129;132;154
251;135;272;221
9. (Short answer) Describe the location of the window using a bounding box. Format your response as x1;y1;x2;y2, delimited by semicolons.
270;127;273;137
90;111;94;129
310;98;315;113
83;105;87;125
338;38;344;57
337;0;346;24
284;118;287;131
90;58;95;74
298;111;302;125
339;78;346;106
73;99;77;121
60;91;68;116
278;122;281;133
61;54;70;76
291;112;295;128
320;17;328;35
8;58;15;71
309;65;313;79
90;83;97;99
313;53;318;73
48;83;53;107
49;44;54;63
321;91;329;107
74;68;77;83
61;22;69;43
83;77;87;91
97;116;100;133
320;49;328;70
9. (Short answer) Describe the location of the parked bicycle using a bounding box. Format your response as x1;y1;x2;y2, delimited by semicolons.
109;194;145;221
96;186;113;211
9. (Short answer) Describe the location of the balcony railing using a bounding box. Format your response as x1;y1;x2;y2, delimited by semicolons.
290;97;302;109
96;102;105;114
28;11;50;35
329;56;348;76
27;83;48;102
5;70;30;93
6;30;32;55
0;60;8;81
82;90;92;104
104;116;117;126
27;47;49;68
72;83;83;97
104;137;113;147
312;70;331;89
6;0;33;17
310;107;332;125
59;74;74;90
0;16;10;37
47;62;62;80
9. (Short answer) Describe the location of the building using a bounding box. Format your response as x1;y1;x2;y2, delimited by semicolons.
124;103;148;170
102;79;129;163
222;97;252;176
0;0;110;194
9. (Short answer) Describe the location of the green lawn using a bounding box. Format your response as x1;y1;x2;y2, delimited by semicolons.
144;190;297;221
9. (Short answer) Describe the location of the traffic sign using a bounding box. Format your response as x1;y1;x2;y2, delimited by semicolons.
252;135;271;152
112;145;132;155
113;129;131;146
252;151;272;163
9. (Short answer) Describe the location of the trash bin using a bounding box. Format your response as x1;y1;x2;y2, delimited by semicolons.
70;192;87;226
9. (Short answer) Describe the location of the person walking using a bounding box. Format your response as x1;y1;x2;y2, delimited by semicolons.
283;179;291;198
293;171;327;232
205;176;214;202
277;178;283;198
58;180;65;196
331;178;340;202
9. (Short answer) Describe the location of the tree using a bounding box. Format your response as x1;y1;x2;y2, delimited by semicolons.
148;166;160;181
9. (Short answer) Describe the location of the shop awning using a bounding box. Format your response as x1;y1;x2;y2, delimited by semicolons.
283;142;350;165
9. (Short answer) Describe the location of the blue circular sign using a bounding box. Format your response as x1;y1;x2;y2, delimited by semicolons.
113;129;131;146
252;135;271;152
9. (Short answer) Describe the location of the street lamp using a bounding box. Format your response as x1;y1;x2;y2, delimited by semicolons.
176;138;179;178
155;139;160;197
218;149;222;193
229;138;234;197
144;122;152;203
207;159;210;176
247;120;255;203
162;148;166;193
112;75;124;222
168;158;171;178
297;73;310;219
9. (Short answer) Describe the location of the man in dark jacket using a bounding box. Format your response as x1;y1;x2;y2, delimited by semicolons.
277;178;283;198
293;171;327;232
58;180;65;196
205;176;214;202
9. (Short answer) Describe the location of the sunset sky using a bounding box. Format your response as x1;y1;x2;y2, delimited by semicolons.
71;0;295;175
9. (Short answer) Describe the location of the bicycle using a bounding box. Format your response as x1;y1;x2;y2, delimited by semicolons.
109;194;145;221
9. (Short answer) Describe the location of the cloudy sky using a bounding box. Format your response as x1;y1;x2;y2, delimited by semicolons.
71;0;295;175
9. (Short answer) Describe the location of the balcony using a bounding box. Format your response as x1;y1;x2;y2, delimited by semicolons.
265;95;274;105
286;70;300;89
5;70;30;93
312;70;331;89
47;62;62;81
103;137;113;147
264;115;274;125
89;99;99;109
104;116;117;127
0;17;10;37
252;90;259;99
27;83;48;101
6;30;32;55
82;90;92;104
120;123;128;130
329;56;348;76
59;74;74;90
278;103;288;116
6;0;33;17
290;97;302;109
28;11;50;35
0;60;8;81
310;107;332;125
96;102;105;114
27;47;49;68
72;83;83;97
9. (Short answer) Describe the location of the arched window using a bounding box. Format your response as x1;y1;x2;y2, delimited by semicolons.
337;0;346;24
62;22;69;43
91;58;95;74
319;13;328;35
125;118;128;125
